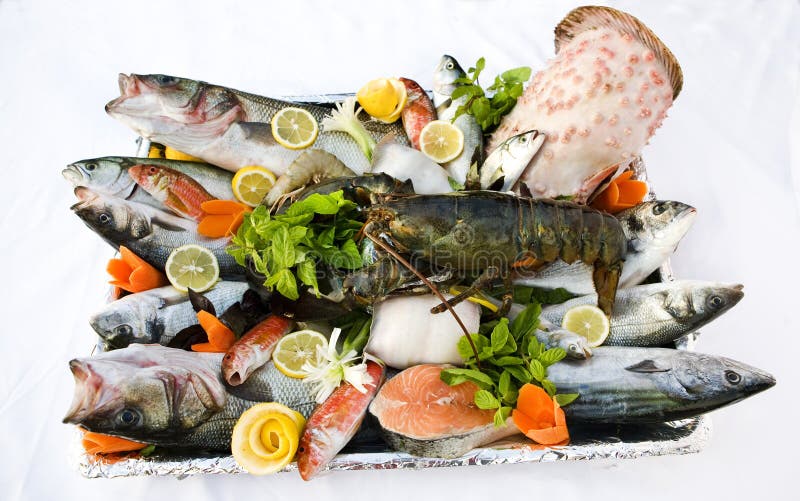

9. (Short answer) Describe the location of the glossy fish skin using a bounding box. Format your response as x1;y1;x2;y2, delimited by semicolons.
541;281;744;347
70;188;242;276
479;130;545;191
399;77;437;150
297;361;385;480
548;347;774;423
513;200;696;294
128;164;215;220
221;315;294;386
433;55;484;185
90;282;250;349
63;345;317;450
62;156;235;207
105;74;408;175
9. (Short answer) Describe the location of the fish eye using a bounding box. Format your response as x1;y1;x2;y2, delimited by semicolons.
114;324;133;337
99;213;111;224
116;408;141;426
155;75;178;86
446;62;454;70
85;163;97;171
707;295;724;309
148;166;158;175
725;370;741;385
652;203;667;215
519;136;527;143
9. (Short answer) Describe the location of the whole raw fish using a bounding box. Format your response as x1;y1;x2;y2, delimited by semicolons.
399;77;436;150
549;347;774;423
433;55;484;185
70;188;241;276
63;344;317;450
297;361;385;480
479;130;545;191
222;315;295;386
89;282;250;349
513;200;696;293
540;281;744;347
62;156;235;208
106;74;408;174
128;164;215;220
488;6;683;201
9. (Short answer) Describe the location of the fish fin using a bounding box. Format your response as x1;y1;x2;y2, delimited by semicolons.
188;289;217;316
625;359;670;373
554;5;683;98
377;131;400;147
231;121;278;145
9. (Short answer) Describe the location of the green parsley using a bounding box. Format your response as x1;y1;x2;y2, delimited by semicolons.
440;303;579;427
227;191;364;300
452;57;532;133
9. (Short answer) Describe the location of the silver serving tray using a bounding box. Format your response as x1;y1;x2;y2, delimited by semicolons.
72;95;710;478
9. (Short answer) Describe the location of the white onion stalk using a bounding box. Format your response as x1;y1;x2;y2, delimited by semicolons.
321;97;376;162
301;328;369;404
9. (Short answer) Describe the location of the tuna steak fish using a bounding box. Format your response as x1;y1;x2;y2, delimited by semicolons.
488;6;683;201
369;364;520;458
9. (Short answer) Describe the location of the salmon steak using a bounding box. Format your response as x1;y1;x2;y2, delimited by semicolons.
369;364;520;458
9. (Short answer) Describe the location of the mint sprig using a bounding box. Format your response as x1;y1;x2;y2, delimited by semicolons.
227;190;364;300
440;303;579;427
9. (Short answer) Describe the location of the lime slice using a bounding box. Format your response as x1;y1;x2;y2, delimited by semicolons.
419;120;464;163
561;304;610;347
231;402;305;475
272;329;328;378
232;165;277;207
165;244;219;293
271;107;319;150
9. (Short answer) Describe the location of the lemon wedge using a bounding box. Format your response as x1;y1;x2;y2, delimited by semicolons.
231;402;306;475
232;166;277;207
561;304;610;347
164;244;219;293
357;78;407;123
271;107;319;150
419;120;464;163
272;329;328;378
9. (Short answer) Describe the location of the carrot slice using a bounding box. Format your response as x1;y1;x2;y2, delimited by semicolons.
82;430;146;455
512;384;570;446
516;384;555;425
107;246;168;293
201;199;251;215
616;180;649;205
198;214;235;238
226;210;246;236
590;170;648;214
191;342;223;353
197;310;236;351
106;259;132;282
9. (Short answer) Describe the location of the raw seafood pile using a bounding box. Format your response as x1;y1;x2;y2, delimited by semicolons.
62;6;774;480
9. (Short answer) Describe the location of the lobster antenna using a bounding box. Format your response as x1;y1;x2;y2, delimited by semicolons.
364;232;481;367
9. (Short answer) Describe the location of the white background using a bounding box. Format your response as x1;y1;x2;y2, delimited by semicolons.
1;0;798;499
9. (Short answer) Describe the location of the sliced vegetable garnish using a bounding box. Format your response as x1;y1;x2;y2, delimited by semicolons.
107;245;168;293
193;310;236;352
590;171;648;214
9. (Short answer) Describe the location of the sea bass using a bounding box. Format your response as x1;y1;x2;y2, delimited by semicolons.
369;364;519;458
540;281;744;347
90;282;250;349
106;74;408;175
62;156;235;208
487;6;683;201
513;200;696;293
298;361;385;479
128;164;215;220
63;344;317;450
479;130;545;191
548;347;774;423
433;55;484;185
71;188;241;276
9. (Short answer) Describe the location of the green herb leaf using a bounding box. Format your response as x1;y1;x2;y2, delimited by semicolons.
493;356;525;367
511;302;541;340
493;406;512;427
270;225;295;270
514;286;576;305
491;319;510;352
527;336;543;360
296;258;319;295
448;177;465;191
440;368;495;390
474;390;501;410
498;370;512;397
457;333;489;362
554;393;580;407
505;365;532;384
529;359;546;382
541;379;557;397
264;268;298;301
539;347;567;367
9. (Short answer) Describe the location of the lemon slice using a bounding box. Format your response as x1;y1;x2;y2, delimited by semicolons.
165;244;219;293
419;120;464;163
357;78;400;118
232;166;277;207
231;402;306;475
272;329;328;378
448;286;499;313
164;146;203;162
271;107;319;150
561;305;610;347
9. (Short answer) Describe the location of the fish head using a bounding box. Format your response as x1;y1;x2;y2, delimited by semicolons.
89;297;156;349
433;55;466;107
618;200;696;254
547;328;592;359
63;345;226;442
63;157;134;196
71;188;152;242
127;164;173;200
105;74;242;139
672;352;775;405
689;282;744;320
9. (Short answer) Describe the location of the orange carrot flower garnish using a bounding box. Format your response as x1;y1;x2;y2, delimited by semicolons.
590;170;648;214
191;310;237;353
512;383;570;446
81;428;147;455
106;245;168;293
198;200;252;238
